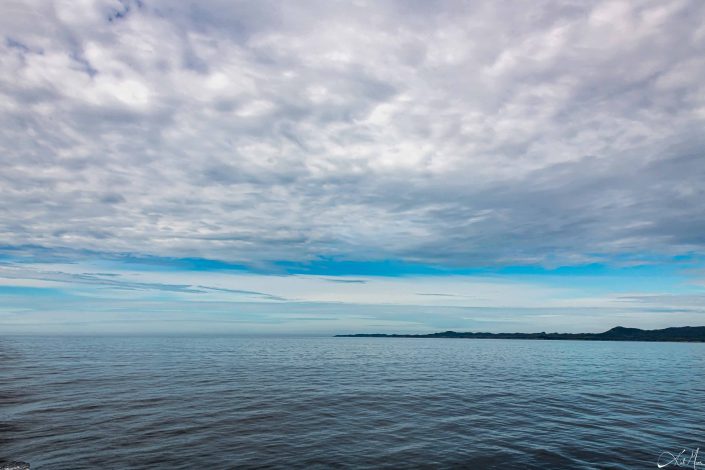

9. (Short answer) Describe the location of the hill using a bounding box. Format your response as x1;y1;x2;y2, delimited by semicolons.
335;326;705;342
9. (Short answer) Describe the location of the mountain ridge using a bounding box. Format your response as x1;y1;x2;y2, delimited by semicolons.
335;326;705;342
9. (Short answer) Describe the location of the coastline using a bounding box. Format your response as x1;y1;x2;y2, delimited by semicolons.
335;326;705;343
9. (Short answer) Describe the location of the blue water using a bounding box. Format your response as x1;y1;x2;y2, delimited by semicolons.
1;336;704;469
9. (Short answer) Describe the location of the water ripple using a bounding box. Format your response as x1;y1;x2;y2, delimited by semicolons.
1;336;704;469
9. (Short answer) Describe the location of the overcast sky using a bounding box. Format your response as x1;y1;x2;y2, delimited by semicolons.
1;0;704;334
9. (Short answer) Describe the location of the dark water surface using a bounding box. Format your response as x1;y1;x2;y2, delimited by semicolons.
1;336;704;469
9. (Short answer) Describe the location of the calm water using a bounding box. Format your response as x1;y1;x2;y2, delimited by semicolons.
1;336;704;469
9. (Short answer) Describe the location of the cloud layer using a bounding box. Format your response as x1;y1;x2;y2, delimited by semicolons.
2;0;705;268
2;257;705;334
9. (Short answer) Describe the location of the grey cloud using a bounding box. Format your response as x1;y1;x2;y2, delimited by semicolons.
4;297;704;335
614;293;705;308
416;293;463;297
1;0;704;267
0;264;203;293
195;285;287;301
0;263;284;299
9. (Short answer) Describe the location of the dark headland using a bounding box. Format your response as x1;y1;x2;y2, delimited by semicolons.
335;326;705;342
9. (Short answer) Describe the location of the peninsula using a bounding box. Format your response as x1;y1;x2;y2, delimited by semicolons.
335;326;705;342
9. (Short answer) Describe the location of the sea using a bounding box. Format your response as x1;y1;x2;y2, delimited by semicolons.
1;336;704;469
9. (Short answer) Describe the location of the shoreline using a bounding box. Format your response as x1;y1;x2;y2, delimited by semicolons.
335;326;705;343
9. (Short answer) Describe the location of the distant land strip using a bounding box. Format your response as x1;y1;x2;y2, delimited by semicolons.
335;326;705;342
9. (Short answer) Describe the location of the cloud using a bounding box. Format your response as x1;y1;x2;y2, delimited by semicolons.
0;262;201;293
323;278;367;284
195;285;287;301
416;293;466;297
0;261;285;299
0;0;704;269
1;255;705;334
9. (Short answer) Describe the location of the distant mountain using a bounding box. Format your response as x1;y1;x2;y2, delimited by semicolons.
335;326;705;342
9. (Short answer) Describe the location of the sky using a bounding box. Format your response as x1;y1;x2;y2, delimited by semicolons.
1;0;705;334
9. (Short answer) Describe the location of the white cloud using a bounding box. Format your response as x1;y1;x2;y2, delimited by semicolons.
0;0;704;268
2;257;705;334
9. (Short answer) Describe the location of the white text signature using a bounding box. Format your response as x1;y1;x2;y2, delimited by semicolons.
658;448;705;469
